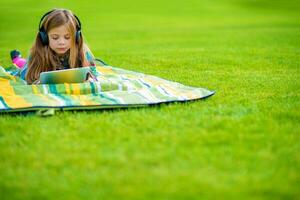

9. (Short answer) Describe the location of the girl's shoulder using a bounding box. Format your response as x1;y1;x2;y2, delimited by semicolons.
85;51;94;62
20;55;31;80
83;44;95;66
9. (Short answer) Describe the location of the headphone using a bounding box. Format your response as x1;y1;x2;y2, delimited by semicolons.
38;9;82;46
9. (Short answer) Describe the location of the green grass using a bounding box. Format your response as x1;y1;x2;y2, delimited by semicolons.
0;0;300;199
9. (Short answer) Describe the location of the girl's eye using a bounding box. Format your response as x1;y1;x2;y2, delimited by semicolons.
52;37;58;40
65;36;70;40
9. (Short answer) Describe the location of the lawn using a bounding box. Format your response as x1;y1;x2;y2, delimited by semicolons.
0;0;299;199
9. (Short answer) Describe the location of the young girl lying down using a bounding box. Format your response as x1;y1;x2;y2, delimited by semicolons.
21;8;96;84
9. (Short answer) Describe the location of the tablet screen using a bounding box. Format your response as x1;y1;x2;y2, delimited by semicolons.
40;67;90;84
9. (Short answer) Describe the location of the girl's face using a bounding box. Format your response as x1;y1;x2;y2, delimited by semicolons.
48;24;72;56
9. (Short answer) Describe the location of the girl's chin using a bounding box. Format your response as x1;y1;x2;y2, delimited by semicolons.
55;49;69;55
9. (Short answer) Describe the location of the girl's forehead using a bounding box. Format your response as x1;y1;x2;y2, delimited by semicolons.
48;25;70;35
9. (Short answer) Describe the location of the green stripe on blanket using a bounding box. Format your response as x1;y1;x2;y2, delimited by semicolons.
0;63;214;113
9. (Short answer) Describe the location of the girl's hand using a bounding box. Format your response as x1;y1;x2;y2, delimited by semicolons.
84;71;98;83
33;79;41;84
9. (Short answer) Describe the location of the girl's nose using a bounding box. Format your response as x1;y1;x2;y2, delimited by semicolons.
58;38;65;44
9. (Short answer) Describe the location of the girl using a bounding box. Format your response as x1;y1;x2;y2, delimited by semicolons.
21;8;95;84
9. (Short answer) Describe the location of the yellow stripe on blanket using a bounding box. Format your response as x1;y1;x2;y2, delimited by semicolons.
165;85;198;99
70;83;81;95
32;84;39;94
72;94;97;106
161;84;187;98
0;78;32;108
0;74;16;82
64;83;71;95
96;66;114;74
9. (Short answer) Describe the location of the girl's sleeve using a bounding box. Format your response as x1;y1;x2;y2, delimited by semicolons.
20;55;32;81
20;61;28;80
85;51;96;66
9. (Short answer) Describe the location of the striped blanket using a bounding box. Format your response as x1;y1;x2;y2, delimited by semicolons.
0;63;214;113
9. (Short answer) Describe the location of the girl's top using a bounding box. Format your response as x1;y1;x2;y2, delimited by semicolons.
20;51;95;81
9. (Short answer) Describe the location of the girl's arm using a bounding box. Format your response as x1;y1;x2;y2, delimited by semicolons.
20;61;28;81
85;51;95;66
83;44;95;66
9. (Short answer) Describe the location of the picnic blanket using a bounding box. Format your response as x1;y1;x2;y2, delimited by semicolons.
0;61;214;113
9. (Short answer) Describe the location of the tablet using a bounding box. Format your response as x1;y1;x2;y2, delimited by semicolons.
40;67;90;84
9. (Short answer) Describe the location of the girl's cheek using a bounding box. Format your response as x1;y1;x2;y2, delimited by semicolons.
50;39;57;44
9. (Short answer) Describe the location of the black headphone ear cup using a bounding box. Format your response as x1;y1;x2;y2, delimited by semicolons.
75;30;81;44
39;30;48;45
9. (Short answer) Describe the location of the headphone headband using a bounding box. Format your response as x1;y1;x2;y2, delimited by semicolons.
38;9;81;31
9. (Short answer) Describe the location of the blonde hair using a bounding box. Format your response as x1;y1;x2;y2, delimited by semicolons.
26;9;91;84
